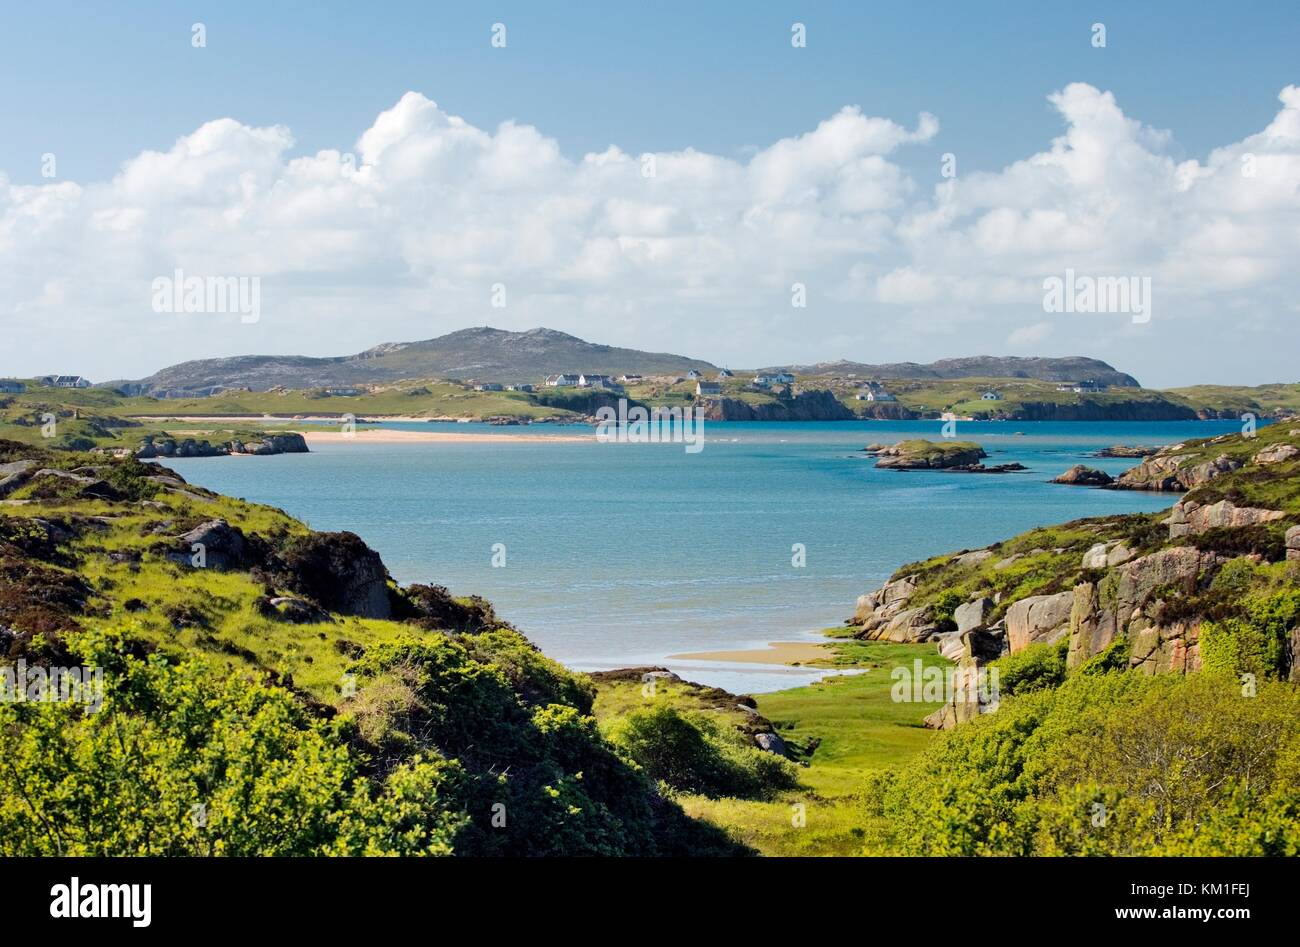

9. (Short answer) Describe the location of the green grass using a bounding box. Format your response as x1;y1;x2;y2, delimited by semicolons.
620;639;951;856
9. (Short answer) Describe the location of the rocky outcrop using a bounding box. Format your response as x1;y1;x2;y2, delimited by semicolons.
1253;443;1300;465
272;531;393;619
1114;451;1242;492
1005;591;1075;652
166;519;255;571
701;390;854;421
1052;464;1114;486
1065;546;1225;672
1288;525;1300;562
852;576;917;625
1165;499;1285;539
1081;541;1134;570
28;469;124;501
137;432;309;459
0;460;37;498
1096;445;1159;458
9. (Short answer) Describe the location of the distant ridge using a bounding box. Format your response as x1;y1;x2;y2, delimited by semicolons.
766;356;1141;388
106;327;1140;397
110;327;719;397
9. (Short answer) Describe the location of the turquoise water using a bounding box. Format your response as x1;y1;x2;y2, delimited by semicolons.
165;419;1240;691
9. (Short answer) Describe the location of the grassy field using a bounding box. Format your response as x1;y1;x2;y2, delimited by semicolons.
592;637;950;856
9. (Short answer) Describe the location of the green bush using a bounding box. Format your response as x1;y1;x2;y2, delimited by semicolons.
607;705;798;800
990;640;1068;696
864;671;1300;855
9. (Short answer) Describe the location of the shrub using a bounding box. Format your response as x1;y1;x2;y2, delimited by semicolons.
607;705;797;800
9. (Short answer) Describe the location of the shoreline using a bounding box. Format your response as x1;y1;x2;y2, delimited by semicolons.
667;641;835;666
301;429;594;444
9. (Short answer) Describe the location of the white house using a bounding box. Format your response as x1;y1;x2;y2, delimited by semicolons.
472;383;504;392
39;375;91;389
981;390;1003;401
618;374;643;384
695;381;722;396
773;372;795;385
751;375;773;388
856;389;896;402
578;374;617;389
717;369;734;378
505;383;535;392
686;370;702;380
544;374;580;387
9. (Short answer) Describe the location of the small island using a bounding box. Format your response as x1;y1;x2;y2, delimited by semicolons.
864;439;1026;473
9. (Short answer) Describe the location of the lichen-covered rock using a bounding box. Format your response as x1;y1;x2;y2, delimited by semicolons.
1115;451;1242;492
1288;525;1300;562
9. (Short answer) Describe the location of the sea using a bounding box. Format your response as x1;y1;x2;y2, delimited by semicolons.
164;419;1244;691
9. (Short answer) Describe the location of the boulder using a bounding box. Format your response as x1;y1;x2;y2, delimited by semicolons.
1081;540;1135;570
1165;499;1284;539
30;468;124;501
851;576;916;625
754;732;789;756
1005;591;1075;652
954;597;992;634
1052;464;1114;486
879;606;938;643
1288;525;1300;562
0;460;37;497
263;596;335;624
273;531;393;619
953;549;995;568
1253;444;1299;465
167;519;253;571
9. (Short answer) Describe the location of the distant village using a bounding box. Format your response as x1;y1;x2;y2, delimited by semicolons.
0;370;1113;407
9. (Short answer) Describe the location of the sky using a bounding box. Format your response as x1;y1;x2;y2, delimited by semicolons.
1;1;1298;387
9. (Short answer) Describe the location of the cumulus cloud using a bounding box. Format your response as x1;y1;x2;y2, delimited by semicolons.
2;84;1298;384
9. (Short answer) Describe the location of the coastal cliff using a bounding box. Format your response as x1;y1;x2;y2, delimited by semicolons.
848;422;1300;728
700;390;854;421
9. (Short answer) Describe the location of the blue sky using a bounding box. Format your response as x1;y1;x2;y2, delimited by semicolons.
2;2;1299;385
4;1;1296;182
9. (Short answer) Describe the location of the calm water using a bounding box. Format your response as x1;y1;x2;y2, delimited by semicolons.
165;420;1239;690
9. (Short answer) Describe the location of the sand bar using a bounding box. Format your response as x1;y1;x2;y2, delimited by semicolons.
667;641;834;665
302;429;593;444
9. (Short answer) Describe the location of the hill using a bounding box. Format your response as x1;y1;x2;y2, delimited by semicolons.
768;356;1141;388
0;438;747;856
109;327;719;397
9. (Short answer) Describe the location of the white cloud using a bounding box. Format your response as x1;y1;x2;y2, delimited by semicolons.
2;85;1298;386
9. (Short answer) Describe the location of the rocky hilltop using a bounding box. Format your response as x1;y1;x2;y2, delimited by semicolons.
847;422;1300;729
111;327;719;397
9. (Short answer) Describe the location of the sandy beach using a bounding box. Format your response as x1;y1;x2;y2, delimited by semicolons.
302;429;594;444
667;641;834;665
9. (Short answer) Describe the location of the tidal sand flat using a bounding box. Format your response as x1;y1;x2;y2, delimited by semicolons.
302;429;594;444
668;641;834;665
